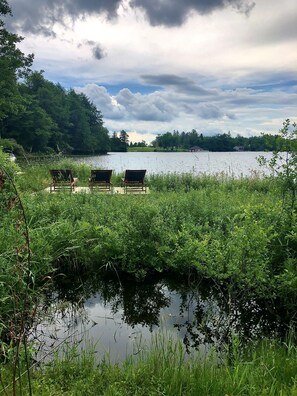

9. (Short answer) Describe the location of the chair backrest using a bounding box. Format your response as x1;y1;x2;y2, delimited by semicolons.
124;170;146;183
50;169;74;183
90;169;112;182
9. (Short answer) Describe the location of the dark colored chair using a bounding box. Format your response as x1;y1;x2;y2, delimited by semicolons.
50;169;78;192
121;170;147;192
89;169;112;191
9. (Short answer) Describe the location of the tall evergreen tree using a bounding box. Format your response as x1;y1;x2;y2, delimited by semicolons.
0;0;33;130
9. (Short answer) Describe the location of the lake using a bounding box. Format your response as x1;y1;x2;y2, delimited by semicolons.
74;151;272;177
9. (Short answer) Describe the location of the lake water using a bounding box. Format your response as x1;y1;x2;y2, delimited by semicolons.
74;151;272;177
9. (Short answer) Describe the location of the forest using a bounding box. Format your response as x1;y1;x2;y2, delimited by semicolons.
1;70;112;154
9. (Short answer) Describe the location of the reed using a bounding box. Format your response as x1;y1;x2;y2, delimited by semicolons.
1;161;295;300
1;335;296;395
0;156;296;394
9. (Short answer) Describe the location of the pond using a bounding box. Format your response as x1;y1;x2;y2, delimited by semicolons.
73;151;272;177
35;273;289;363
31;150;285;363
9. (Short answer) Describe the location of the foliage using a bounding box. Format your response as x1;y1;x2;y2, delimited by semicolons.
0;137;24;155
3;71;111;154
129;139;148;148
110;130;129;152
0;2;110;155
0;0;33;124
0;150;41;395
1;337;297;395
0;162;294;307
258;119;297;209
0;158;296;393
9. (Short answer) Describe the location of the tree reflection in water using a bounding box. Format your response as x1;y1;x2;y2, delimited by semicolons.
39;271;293;357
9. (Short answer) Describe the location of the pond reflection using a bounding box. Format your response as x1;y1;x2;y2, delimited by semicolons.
36;272;291;362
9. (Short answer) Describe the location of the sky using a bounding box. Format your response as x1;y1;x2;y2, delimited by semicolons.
5;0;297;143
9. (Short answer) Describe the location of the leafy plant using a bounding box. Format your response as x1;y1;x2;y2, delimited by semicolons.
258;119;297;210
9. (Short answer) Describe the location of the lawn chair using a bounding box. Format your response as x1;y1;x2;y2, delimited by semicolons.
50;169;78;192
89;169;112;191
121;170;147;193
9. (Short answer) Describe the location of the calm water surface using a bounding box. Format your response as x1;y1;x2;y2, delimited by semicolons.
36;275;288;362
74;151;272;177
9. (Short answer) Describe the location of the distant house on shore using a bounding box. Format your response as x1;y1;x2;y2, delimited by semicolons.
189;146;204;152
233;146;245;152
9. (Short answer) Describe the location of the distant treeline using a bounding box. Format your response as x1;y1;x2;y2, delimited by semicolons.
151;130;280;152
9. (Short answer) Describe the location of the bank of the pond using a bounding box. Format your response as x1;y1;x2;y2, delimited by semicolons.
1;158;297;393
1;169;296;303
1;338;297;395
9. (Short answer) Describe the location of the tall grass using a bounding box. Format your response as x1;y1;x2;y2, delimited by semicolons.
15;158;279;193
1;160;295;301
1;335;296;395
1;158;296;394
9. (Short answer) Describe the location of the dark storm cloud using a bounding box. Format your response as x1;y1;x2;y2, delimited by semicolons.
77;40;107;60
6;0;122;36
6;0;255;36
92;44;106;60
131;0;255;27
141;74;214;95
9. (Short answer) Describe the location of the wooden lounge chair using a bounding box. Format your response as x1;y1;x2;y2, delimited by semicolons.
121;170;147;193
89;169;112;191
50;169;78;192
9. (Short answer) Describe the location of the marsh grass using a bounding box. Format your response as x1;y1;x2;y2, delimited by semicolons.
2;160;295;301
1;335;296;395
15;158;278;193
1;158;297;394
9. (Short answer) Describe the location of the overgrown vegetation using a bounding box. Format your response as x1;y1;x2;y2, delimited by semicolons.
259;119;297;210
1;158;296;305
0;121;296;394
1;0;296;391
1;337;297;395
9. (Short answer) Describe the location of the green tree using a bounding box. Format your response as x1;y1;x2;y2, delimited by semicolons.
119;130;129;151
4;94;57;152
67;90;93;153
259;119;297;209
0;0;33;128
78;92;110;153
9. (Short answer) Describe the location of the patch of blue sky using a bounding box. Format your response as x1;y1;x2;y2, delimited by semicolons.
217;72;297;93
247;79;297;92
100;83;162;95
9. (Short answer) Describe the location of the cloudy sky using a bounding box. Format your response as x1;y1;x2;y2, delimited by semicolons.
6;0;297;143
